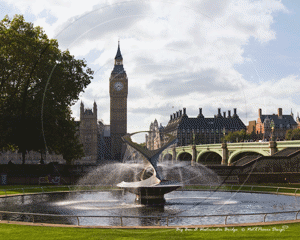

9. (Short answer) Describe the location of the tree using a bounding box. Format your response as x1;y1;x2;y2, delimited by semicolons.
285;129;300;140
0;15;93;164
223;129;250;143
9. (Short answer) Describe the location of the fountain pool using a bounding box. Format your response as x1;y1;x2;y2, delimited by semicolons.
1;189;300;226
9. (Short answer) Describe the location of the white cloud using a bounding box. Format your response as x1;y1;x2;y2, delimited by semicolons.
2;0;295;142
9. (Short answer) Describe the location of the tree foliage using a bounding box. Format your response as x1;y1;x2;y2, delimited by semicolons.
223;129;250;143
0;15;94;164
285;128;300;140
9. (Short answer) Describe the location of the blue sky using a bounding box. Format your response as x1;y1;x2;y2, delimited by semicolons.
1;0;300;142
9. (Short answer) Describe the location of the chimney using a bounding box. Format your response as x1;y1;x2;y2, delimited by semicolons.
232;108;237;118
170;115;172;120
259;108;262;118
218;108;221;116
278;108;282;117
223;112;226;118
197;108;204;118
228;110;231;118
176;111;179;118
173;113;176;119
183;108;186;115
179;110;182;116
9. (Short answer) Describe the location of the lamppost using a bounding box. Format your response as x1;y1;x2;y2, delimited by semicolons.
269;119;277;155
221;127;227;165
270;119;275;141
222;127;226;143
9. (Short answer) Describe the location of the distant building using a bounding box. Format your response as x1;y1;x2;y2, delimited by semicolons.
75;101;111;164
77;101;99;164
256;108;298;141
97;121;111;161
146;108;246;148
145;119;164;150
296;113;300;129
0;150;65;164
247;120;256;134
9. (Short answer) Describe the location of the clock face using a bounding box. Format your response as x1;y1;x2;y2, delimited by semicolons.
114;82;124;91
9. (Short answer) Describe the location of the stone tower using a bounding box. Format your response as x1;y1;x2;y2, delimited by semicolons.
109;41;128;160
79;101;98;163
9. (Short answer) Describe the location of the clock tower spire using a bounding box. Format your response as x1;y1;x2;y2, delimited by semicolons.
109;41;128;160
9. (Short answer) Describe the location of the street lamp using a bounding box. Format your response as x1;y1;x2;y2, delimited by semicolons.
270;119;275;141
222;127;226;143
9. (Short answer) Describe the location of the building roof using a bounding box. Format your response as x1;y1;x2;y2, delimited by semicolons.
260;114;297;128
111;65;125;74
115;41;123;60
165;114;246;132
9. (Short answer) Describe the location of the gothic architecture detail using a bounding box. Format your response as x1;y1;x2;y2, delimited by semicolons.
79;101;98;163
109;42;128;160
296;113;300;129
145;119;165;150
256;108;298;140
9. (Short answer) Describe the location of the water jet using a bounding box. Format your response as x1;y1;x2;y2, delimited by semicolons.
117;131;182;205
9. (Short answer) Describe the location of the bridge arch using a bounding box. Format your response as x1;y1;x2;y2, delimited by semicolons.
228;150;267;165
197;151;222;165
163;153;172;161
177;151;192;161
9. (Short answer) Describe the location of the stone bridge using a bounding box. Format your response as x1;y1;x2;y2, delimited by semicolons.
161;140;300;166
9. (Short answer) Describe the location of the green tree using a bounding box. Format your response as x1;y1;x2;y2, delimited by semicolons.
223;129;250;143
285;129;300;140
0;15;93;164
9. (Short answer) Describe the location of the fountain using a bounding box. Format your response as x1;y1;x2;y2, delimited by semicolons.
117;131;182;205
77;131;220;206
1;133;300;226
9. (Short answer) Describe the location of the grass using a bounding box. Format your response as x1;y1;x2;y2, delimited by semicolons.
0;185;74;195
1;184;300;239
0;185;119;196
0;223;298;240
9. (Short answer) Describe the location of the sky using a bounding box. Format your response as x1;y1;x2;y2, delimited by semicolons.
1;0;300;143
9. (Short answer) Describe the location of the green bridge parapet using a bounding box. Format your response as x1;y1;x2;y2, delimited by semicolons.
162;140;300;166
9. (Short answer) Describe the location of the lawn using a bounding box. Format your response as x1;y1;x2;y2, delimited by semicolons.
0;185;117;195
0;223;298;240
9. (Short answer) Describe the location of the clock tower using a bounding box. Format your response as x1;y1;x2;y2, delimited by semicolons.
109;41;128;160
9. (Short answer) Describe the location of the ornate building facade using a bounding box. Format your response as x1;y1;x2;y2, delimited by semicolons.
146;108;246;148
296;113;300;129
109;42;128;160
78;101;99;163
76;43;128;163
255;108;298;140
145;119;164;150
